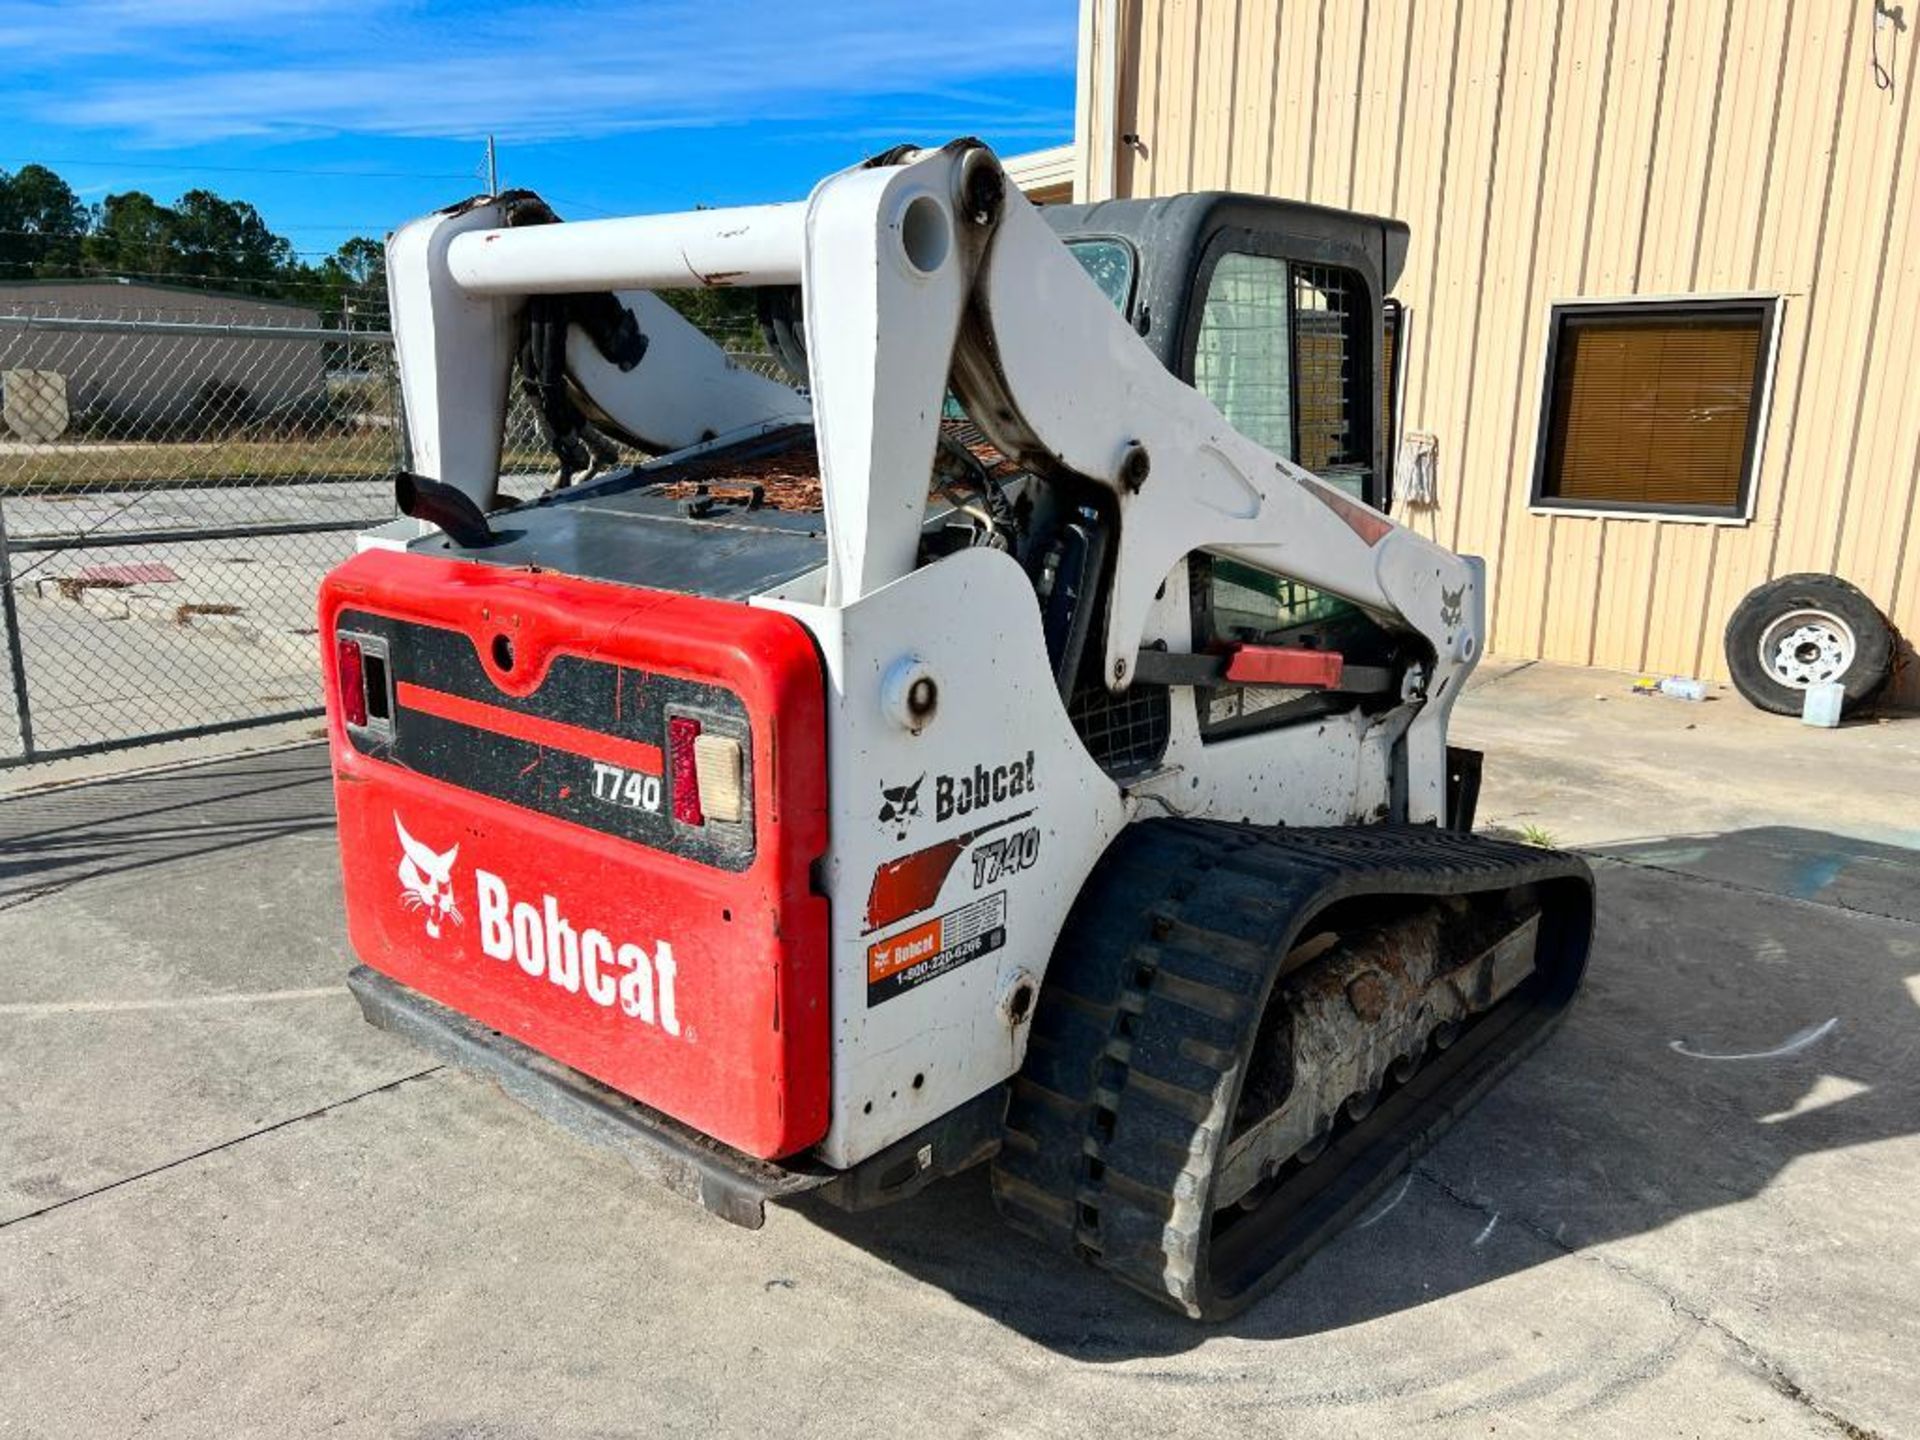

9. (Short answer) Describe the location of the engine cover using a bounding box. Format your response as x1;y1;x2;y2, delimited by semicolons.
321;550;830;1159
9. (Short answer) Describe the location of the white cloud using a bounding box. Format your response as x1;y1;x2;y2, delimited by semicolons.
5;0;1077;145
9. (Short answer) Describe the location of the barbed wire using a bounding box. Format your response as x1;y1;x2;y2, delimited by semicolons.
0;227;384;261
2;264;389;302
0;155;480;182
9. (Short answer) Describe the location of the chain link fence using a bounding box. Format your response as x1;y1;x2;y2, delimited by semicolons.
0;298;777;766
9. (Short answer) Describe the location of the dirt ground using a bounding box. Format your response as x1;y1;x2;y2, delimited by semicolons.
0;660;1914;1438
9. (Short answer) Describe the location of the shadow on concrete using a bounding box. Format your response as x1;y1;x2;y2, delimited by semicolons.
797;826;1920;1357
0;743;335;903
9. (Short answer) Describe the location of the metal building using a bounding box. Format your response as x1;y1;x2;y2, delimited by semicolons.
1068;0;1918;704
0;280;324;435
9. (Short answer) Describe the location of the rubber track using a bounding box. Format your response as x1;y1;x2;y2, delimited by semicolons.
990;820;1593;1319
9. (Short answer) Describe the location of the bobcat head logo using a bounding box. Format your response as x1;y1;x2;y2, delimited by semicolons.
395;813;462;940
878;775;925;841
1439;585;1466;628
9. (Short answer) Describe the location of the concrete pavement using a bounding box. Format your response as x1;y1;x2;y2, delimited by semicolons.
1;670;1915;1438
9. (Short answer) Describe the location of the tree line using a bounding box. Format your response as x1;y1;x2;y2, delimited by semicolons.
0;161;763;341
0;162;385;323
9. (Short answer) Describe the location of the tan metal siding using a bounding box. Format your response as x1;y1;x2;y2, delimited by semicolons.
1092;0;1920;704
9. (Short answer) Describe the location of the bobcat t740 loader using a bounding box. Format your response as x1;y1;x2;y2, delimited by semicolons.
323;141;1593;1319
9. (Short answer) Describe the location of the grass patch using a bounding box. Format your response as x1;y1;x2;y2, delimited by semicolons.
0;437;556;491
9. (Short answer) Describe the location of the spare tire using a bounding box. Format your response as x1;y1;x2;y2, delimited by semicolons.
1723;573;1893;716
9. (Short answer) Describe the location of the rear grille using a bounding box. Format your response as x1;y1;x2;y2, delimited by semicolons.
1067;680;1170;780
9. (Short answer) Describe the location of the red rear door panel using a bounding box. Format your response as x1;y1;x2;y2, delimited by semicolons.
322;550;829;1159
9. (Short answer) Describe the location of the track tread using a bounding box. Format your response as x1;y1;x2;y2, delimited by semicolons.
990;821;1593;1319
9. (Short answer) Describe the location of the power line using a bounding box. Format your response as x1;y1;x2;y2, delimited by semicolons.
0;227;378;259
0;155;478;182
6;262;386;298
540;192;623;219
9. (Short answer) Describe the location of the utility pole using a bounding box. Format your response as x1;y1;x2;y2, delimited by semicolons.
486;135;499;196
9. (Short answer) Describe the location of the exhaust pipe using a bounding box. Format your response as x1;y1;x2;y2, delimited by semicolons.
394;470;498;548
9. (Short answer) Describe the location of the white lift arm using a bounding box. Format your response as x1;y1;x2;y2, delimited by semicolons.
386;197;810;506
387;142;1481;718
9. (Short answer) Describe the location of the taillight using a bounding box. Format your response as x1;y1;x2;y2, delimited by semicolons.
693;734;744;823
668;715;704;825
336;634;368;728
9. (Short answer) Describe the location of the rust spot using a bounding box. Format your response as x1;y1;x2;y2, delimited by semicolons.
700;269;746;287
54;576;132;601
1346;971;1389;1022
650;418;1019;515
174;602;243;625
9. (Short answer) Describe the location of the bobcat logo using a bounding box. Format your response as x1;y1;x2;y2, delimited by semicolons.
395;814;462;940
878;775;925;841
1439;585;1466;628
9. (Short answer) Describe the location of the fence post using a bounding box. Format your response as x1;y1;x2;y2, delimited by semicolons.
0;494;37;761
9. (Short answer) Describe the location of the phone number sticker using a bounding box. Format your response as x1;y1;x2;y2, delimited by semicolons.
865;891;1008;1006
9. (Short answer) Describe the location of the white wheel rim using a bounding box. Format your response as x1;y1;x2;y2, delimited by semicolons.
1757;608;1856;689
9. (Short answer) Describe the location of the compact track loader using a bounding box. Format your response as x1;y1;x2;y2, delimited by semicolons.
324;141;1593;1319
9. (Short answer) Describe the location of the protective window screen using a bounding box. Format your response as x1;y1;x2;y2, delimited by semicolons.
1193;252;1293;457
1292;264;1366;484
1540;304;1768;512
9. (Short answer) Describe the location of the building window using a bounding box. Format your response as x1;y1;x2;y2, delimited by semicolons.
1531;298;1777;519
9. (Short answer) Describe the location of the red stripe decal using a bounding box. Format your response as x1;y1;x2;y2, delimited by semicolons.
396;680;664;776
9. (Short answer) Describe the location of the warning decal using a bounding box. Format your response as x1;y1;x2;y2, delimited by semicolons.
865;891;1008;1006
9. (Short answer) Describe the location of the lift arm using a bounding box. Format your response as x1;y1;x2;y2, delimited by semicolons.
386;143;1483;814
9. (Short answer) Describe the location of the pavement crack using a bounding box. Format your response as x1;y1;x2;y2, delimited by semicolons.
0;881;78;912
1465;659;1539;691
0;1066;444;1232
1409;1166;1884;1438
1584;853;1920;929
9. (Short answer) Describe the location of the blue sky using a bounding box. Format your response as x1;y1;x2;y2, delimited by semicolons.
1;0;1079;265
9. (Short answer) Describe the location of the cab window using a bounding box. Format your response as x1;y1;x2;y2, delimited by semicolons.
1065;238;1136;313
1193;252;1294;458
1191;251;1374;501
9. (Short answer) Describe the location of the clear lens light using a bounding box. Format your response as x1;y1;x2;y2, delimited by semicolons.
693;734;744;824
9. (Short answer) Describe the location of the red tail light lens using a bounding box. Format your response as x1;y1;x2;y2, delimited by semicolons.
668;715;704;825
336;635;368;728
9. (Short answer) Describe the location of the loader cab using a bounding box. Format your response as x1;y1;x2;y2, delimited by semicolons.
1044;195;1415;751
1044;193;1409;513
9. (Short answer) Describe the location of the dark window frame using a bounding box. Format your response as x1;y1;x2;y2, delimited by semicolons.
1380;297;1406;505
1529;296;1778;522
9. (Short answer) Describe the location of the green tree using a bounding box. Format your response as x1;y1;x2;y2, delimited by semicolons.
0;164;87;277
331;236;385;289
294;236;390;327
81;190;181;278
170;188;295;291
